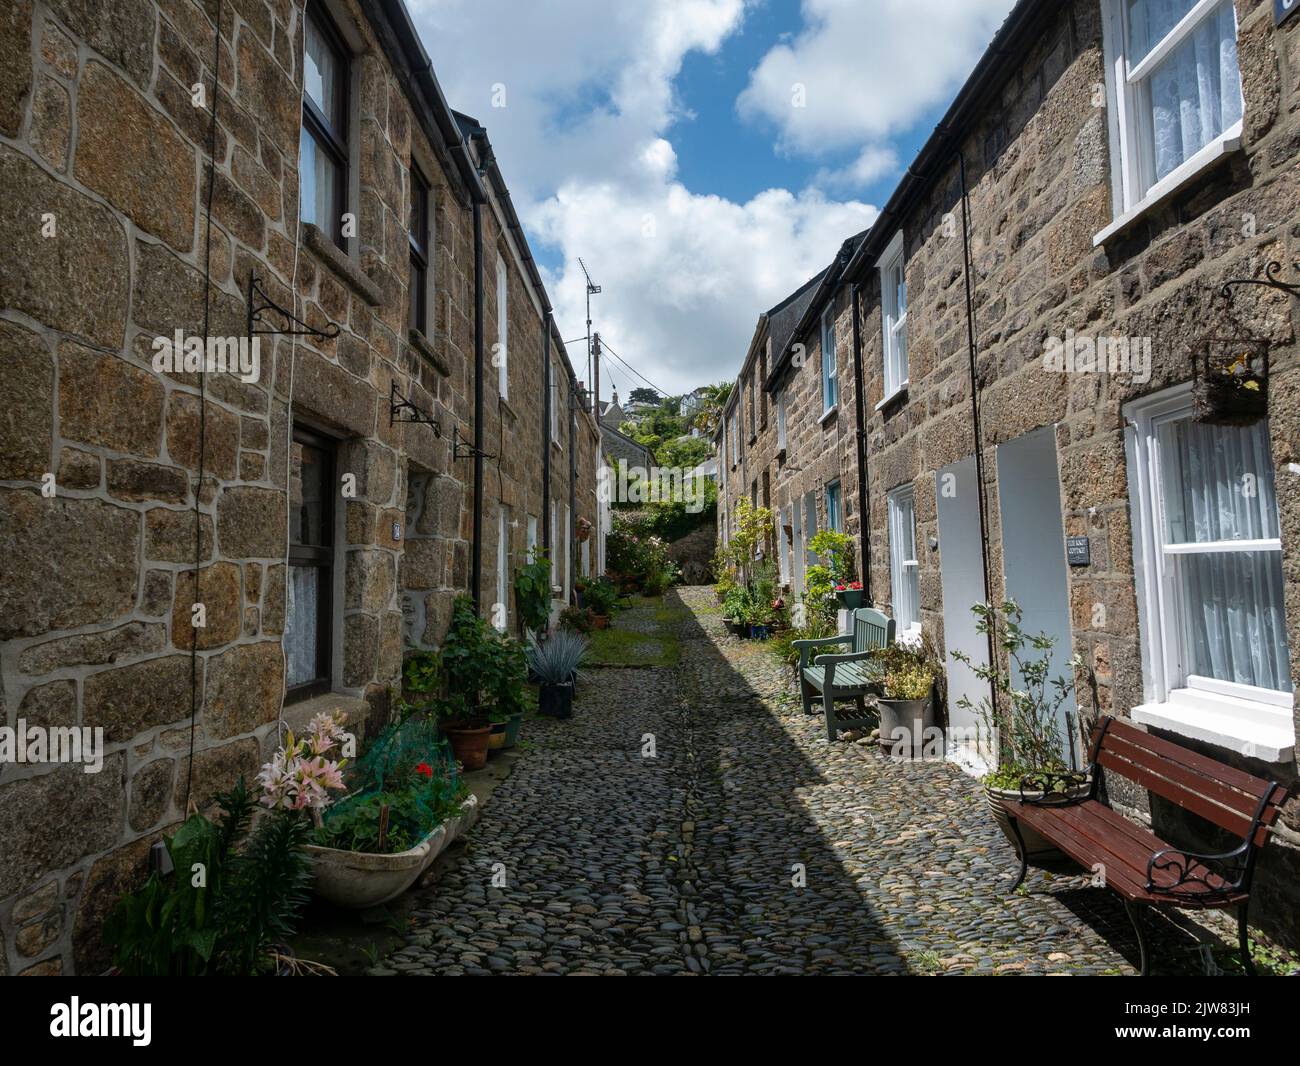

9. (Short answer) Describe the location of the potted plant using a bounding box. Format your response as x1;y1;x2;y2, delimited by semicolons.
834;580;865;610
721;585;749;635
304;711;478;908
809;530;860;608
582;575;619;628
952;600;1088;864
433;693;492;771
1192;338;1268;426
877;660;935;756
414;597;528;771
527;629;588;719
559;604;595;634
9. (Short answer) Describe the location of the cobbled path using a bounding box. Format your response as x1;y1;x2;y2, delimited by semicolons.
377;587;1245;976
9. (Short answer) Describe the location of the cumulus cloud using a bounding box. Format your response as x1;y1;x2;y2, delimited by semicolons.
406;0;995;394
738;0;1014;157
534;180;875;394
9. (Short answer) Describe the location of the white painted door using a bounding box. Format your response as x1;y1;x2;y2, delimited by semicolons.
936;457;991;773
996;426;1079;766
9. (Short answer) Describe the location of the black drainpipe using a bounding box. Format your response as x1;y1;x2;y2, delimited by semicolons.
958;151;1000;705
542;314;552;557
850;282;871;604
471;198;485;613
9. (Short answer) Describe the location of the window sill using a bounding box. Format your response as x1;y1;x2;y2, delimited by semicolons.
408;327;450;377
1093;134;1242;247
303;223;383;306
1131;687;1294;763
281;692;371;738
818;405;838;426
875;384;908;412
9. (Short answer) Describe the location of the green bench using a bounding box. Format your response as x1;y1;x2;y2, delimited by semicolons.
794;607;895;742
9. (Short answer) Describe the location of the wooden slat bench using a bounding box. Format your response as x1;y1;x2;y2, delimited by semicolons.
794;607;895;742
1005;716;1289;975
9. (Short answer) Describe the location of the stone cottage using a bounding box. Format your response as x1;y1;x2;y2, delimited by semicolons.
721;0;1300;949
0;0;602;974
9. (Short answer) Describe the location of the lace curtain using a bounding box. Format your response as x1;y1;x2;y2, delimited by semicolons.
1158;418;1291;693
1128;0;1243;183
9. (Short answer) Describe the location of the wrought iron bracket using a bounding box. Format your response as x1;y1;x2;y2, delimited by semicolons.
389;380;441;433
452;425;494;461
1220;260;1300;304
247;272;341;339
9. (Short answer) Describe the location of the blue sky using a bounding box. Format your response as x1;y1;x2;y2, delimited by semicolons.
413;0;1014;395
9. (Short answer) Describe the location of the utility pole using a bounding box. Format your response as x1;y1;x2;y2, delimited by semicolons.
579;257;600;410
591;332;601;422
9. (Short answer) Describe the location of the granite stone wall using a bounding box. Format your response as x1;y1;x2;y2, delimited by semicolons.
0;0;596;974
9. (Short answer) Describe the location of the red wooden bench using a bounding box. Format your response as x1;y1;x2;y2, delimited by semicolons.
1006;717;1288;975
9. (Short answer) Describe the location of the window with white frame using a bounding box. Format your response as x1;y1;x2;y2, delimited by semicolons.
803;491;818;565
495;503;511;631
825;480;842;532
1101;0;1243;215
778;505;791;585
549;364;561;443
496;255;509;398
1125;386;1291;725
887;484;919;635
879;231;908;401
748;374;756;438
526;513;538;560
775;387;787;452
820;307;837;412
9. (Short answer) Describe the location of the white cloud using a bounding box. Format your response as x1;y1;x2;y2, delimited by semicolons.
535;181;875;395
738;0;1014;155
406;0;1000;395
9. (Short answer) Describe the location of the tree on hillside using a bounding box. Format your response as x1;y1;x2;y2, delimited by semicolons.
690;381;733;436
627;386;660;406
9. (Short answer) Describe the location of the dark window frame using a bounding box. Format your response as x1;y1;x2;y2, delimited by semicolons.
408;164;430;334
302;1;350;249
286;424;336;703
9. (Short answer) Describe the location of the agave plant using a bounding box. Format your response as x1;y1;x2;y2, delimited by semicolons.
527;629;588;685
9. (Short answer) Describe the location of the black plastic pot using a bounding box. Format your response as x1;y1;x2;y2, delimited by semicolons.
539;680;574;719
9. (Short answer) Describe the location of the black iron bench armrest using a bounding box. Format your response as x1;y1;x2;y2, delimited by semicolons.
1017;768;1094;807
1145;842;1251;899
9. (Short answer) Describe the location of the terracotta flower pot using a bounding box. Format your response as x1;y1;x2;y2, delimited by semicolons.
443;721;491;770
592;614;610;629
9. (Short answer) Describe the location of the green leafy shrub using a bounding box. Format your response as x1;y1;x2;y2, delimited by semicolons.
513;549;552;635
104;779;313;976
582;575;619;616
559;605;595;633
952;600;1084;788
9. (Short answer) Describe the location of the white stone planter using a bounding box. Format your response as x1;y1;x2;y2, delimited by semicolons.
306;824;448;909
306;795;480;908
445;792;479;843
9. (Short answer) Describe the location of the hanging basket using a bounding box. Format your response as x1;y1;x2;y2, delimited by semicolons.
1190;335;1269;427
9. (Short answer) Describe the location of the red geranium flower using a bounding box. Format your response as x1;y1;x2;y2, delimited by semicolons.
415;762;434;778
